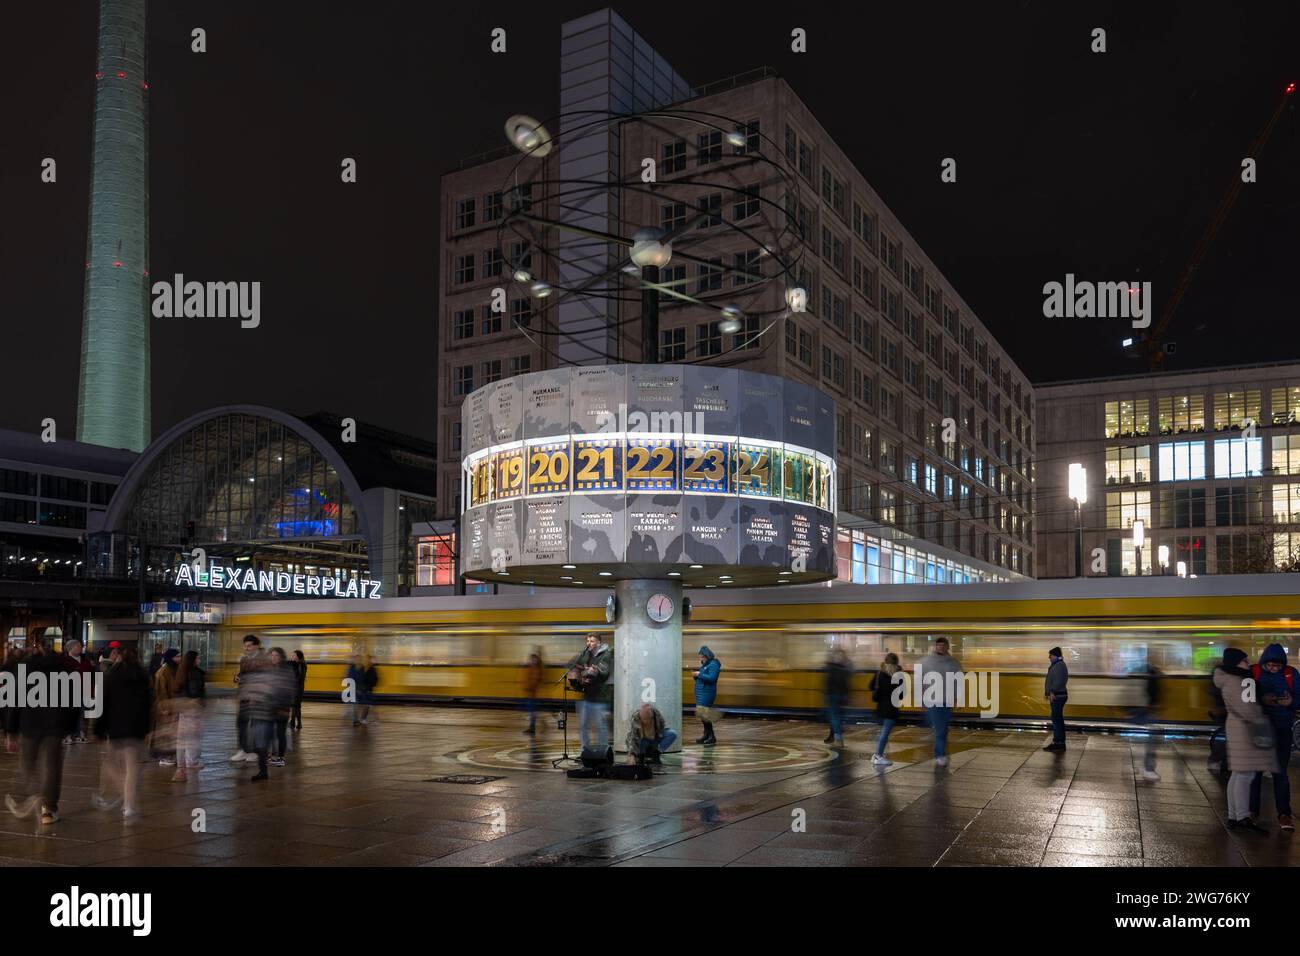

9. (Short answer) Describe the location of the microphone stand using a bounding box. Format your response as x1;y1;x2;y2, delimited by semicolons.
551;653;584;769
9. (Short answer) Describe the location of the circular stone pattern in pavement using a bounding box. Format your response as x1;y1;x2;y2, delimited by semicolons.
456;739;838;774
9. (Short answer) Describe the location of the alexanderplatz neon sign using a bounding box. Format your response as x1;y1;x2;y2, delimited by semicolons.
172;562;382;599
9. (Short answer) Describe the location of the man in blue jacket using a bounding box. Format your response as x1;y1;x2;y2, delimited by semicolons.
1250;643;1298;832
693;646;722;745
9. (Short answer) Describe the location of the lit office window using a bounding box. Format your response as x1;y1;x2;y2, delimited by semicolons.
1213;437;1263;478
1157;441;1206;481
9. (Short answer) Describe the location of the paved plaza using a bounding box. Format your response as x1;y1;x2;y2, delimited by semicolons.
1;700;1297;867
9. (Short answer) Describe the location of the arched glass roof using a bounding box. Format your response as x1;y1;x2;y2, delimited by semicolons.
114;411;363;549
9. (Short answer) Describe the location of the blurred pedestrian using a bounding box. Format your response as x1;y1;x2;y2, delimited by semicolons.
62;638;93;743
869;652;902;766
147;642;164;678
171;650;206;781
521;648;543;735
93;645;151;820
1043;646;1069;752
823;647;852;747
151;648;180;767
290;650;308;731
693;645;722;745
230;634;267;762
242;653;276;782
5;645;77;824
1;646;22;753
920;637;961;766
1215;647;1277;833
346;655;366;726
1134;662;1161;782
1249;643;1298;832
266;647;296;766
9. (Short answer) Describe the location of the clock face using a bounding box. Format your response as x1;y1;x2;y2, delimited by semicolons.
646;593;674;623
605;594;617;624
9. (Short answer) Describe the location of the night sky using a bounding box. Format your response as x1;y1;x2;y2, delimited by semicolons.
2;1;1296;446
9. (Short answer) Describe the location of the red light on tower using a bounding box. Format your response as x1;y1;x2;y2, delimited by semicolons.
112;260;123;268
116;71;126;78
95;70;103;80
1287;82;1296;94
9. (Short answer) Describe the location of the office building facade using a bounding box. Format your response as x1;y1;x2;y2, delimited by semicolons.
1036;362;1300;578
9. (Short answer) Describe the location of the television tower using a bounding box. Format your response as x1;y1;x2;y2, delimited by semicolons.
77;0;150;451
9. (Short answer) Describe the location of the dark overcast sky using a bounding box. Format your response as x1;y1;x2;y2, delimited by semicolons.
1;1;1296;445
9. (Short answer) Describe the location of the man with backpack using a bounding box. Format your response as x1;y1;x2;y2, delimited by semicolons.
1249;643;1299;832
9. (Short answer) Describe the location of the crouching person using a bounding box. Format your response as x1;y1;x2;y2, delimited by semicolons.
625;703;677;765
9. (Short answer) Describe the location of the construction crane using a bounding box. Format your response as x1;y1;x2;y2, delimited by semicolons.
1132;80;1295;371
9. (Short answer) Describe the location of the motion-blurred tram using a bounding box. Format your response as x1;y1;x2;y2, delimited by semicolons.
211;576;1300;726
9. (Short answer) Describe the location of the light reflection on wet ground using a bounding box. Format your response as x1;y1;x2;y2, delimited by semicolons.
0;700;1294;867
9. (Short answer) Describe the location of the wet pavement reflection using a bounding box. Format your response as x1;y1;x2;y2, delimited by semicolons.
0;700;1296;867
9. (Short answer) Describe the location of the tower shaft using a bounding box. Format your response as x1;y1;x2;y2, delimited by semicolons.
77;0;150;451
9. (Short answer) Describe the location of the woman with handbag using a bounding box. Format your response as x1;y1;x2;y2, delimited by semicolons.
1214;647;1278;833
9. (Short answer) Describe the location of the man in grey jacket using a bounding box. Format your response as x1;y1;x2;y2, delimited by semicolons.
1044;646;1069;752
919;638;963;766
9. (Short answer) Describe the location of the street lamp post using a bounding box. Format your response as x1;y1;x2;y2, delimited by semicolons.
630;227;672;364
1068;463;1087;577
1132;518;1145;576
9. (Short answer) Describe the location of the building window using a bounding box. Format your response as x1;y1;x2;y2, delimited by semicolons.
698;322;722;357
481;360;501;385
1157;441;1205;481
660;327;685;362
697;131;722;165
483;192;503;222
696;257;723;293
455;198;475;230
1271;386;1300;425
799;329;813;366
510;354;531;376
733;184;760;221
661;263;687;297
1104;399;1151;438
510;298;531;328
1272;434;1300;475
798;141;812;180
483;248;503;278
453;365;474;397
1106;445;1152;484
1213;390;1261;431
784;124;797;164
734;119;760;155
510;241;531;271
660;201;687;232
697;193;723;228
454;254;475;285
1106;489;1152;530
737;316;761;350
733;249;761;285
1213;437;1263;477
662;139;686;174
1157;394;1206;435
453;309;474;341
1160;488;1206;529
